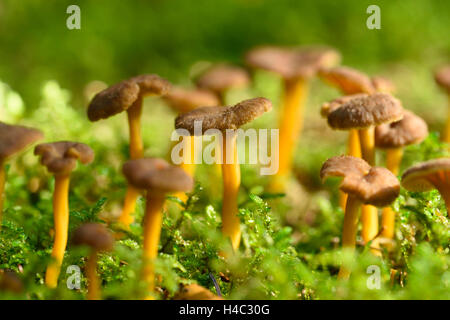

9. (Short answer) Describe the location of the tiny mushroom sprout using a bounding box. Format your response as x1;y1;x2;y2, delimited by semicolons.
195;64;250;104
326;93;404;254
245;45;341;191
0;122;43;228
175;97;272;252
72;223;114;300
401;158;450;213
87;74;172;229
434;65;450;142
375;110;428;241
164;87;220;178
122;158;193;297
34;141;95;288
174;283;223;300
320;155;400;279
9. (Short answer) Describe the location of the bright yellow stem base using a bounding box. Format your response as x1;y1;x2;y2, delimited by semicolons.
142;194;165;297
361;204;381;255
442;95;450;143
0;161;5;230
45;174;71;288
270;78;309;192
86;252;100;300
340;130;362;211
221;132;241;251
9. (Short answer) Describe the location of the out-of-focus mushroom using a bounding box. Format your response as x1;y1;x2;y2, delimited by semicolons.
320;155;400;278
401;158;450;212
375;110;428;241
195;64;250;104
175;98;272;251
35;141;94;288
245;46;340;191
434;66;450;142
72;223;114;300
0;270;23;294
371;76;396;93
122;158;193;298
174;283;223;300
0;122;43;228
326;93;403;254
87;74;172;229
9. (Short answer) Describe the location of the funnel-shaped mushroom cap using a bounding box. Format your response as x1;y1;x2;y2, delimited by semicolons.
318;66;375;94
401;158;450;192
371;76;396;93
0;122;44;159
434;65;450;93
195;65;250;94
327;93;403;130
375;110;428;148
245;46;341;80
174;284;223;300
175;97;272;134
123;158;194;193
320;93;369;118
321;155;400;207
34;141;94;175
72;223;114;252
87;74;172;121
164;87;220;114
0;270;23;293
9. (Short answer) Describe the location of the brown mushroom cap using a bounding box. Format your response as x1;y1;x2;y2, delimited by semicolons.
327;93;404;130
87;74;172;121
123;158;194;193
245;46;341;80
175;97;272;135
34;141;94;175
164;87;220;114
371;76;396;93
401;158;450;192
0;270;23;293
174;284;223;300
0;122;44;160
195;65;250;94
321;155;400;207
320;93;369;118
72;223;114;252
434;65;450;92
318;66;375;94
375;110;428;149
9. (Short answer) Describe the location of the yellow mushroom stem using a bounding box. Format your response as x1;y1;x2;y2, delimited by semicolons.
381;148;403;240
142;193;165;297
427;172;450;213
442;95;450;143
340;130;362;210
45;174;71;288
358;126;380;255
338;195;361;280
86;251;100;300
0;160;5;229
221;131;241;251
271;77;309;191
118;98;144;229
174;136;196;203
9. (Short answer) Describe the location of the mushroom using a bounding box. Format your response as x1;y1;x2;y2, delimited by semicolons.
72;223;114;300
371;76;396;94
0;122;43;228
245;46;340;190
320;155;400;278
195;64;250;104
326;93;404;253
34;141;95;288
175;97;272;251
87;74;172;228
434;66;450;142
174;283;223;300
401;158;450;212
0;270;23;294
122;158;193;297
375;110;428;241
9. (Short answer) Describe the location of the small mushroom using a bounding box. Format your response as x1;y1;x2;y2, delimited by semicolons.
326;93;403;254
371;76;396;94
0;270;23;294
0;122;43;228
175;98;272;251
122;158;193;297
195;64;250;104
375;110;428;241
72;223;114;300
34;141;94;288
320;155;399;278
87;74;172;228
174;283;223;300
401;158;450;212
434;66;450;142
246;46;340;190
